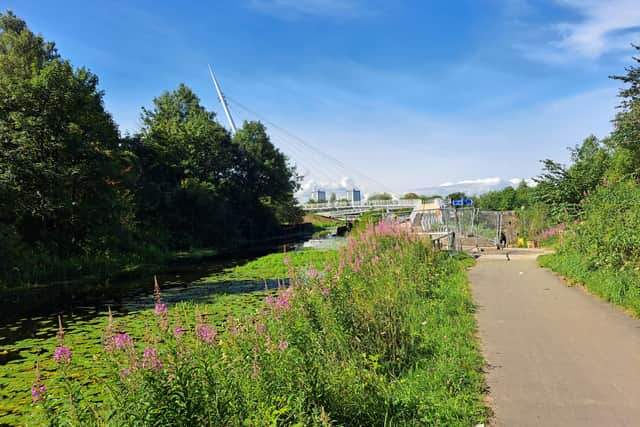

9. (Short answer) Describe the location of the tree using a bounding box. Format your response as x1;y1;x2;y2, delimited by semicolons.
135;84;244;247
232;121;301;224
0;10;132;255
533;135;610;220
401;192;420;199
368;193;393;201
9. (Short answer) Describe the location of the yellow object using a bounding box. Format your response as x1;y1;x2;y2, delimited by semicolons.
517;237;526;248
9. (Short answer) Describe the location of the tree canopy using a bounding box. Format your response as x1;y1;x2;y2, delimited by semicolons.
0;11;302;287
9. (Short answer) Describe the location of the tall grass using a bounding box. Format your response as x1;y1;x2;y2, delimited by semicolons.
32;221;487;426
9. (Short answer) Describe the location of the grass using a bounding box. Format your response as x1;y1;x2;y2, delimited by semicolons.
538;252;640;317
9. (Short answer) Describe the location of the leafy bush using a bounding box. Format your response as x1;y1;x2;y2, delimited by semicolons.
33;221;487;426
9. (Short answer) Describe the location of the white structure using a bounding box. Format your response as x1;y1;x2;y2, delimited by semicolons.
208;64;237;134
346;189;361;203
310;190;326;203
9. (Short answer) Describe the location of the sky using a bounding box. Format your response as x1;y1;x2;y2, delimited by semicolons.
5;0;640;197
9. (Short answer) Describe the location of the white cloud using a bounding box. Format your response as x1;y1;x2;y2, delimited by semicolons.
248;0;364;18
443;177;502;187
515;0;640;62
553;0;640;58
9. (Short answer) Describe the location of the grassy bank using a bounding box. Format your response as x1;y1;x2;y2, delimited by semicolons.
30;222;488;426
538;252;640;316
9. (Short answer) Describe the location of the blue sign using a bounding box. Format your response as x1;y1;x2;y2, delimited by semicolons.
464;199;474;205
452;200;463;206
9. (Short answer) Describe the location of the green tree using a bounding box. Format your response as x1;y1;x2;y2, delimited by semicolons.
232;121;301;224
368;193;393;201
534;135;610;220
0;10;132;257
401;192;421;199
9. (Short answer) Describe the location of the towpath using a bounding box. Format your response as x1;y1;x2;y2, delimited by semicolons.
469;249;640;426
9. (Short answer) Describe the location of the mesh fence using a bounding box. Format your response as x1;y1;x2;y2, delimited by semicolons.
412;207;521;248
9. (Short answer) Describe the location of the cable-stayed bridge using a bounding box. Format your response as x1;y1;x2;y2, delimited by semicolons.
208;66;394;201
303;199;422;218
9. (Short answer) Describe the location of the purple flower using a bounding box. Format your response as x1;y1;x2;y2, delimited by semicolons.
265;295;276;306
142;347;163;371
53;346;72;365
255;322;266;334
31;383;46;403
276;297;291;310
278;340;289;352
120;368;130;378
173;327;185;338
321;288;330;297
114;332;133;350
307;268;319;279
195;324;218;344
283;256;291;266
155;303;168;316
324;264;332;271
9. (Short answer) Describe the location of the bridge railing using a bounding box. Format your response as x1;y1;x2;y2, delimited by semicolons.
303;199;422;211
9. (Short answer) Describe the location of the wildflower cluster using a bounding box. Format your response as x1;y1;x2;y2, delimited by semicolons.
35;220;486;426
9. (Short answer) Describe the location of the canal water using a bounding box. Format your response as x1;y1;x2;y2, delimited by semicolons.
0;233;344;425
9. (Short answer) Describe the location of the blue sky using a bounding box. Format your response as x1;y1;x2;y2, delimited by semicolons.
5;0;640;196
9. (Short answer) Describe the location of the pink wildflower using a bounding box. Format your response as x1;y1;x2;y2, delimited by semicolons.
53;346;72;365
276;297;291;310
278;339;289;352
255;322;266;334
142;347;163;371
31;362;46;403
324;263;332;271
31;383;46;403
120;368;130;378
173;327;185;338
114;332;133;350
195;324;218;344
155;303;168;316
371;255;379;265
283;256;291;266
321;288;330;297
307;268;319;279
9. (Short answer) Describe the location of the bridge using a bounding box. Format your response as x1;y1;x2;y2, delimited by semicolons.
302;199;422;218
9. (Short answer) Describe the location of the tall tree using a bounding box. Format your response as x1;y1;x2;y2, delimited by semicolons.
232;121;301;223
0;10;130;254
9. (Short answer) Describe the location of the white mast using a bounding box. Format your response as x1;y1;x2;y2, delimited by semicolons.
208;64;237;134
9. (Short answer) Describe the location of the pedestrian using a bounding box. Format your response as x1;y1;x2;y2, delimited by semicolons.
499;231;507;249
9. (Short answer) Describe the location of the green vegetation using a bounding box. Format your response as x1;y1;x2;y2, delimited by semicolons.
0;11;301;289
367;192;393;201
202;249;339;282
0;248;333;425
475;181;531;211
535;45;640;313
31;223;488;426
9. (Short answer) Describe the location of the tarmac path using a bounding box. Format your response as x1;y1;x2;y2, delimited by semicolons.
469;249;640;426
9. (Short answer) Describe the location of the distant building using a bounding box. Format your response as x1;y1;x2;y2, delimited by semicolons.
346;189;361;203
310;190;326;203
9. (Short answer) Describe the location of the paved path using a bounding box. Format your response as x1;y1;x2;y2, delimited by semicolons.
469;249;640;426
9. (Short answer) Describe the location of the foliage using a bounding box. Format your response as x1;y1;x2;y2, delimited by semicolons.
476;181;530;211
533;135;610;221
367;192;393;201
34;222;488;426
0;11;302;287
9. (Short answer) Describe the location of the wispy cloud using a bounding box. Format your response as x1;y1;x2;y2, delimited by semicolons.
554;0;640;58
247;0;367;18
512;0;640;63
